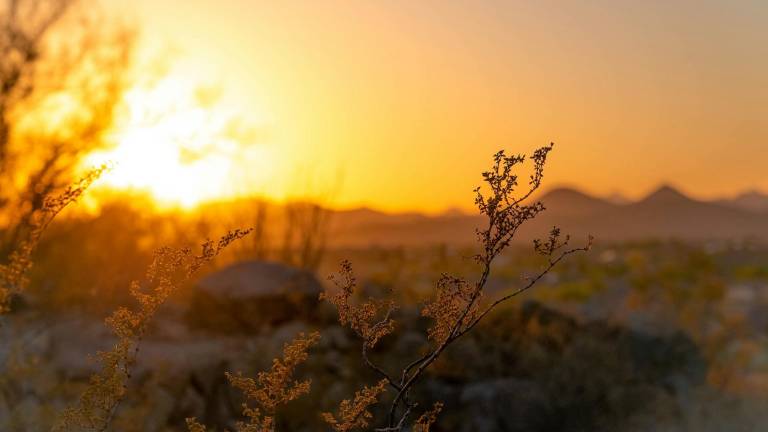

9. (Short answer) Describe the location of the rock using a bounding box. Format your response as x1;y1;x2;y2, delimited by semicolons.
459;378;553;432
187;261;323;332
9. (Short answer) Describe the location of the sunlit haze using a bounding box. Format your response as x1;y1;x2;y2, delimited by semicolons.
86;75;275;208
97;0;768;212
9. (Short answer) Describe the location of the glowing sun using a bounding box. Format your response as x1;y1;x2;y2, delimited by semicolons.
86;77;275;208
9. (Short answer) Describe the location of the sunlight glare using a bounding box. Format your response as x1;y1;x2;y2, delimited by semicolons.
86;76;275;209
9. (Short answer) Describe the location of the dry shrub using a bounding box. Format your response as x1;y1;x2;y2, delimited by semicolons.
321;260;396;349
187;331;321;432
412;402;442;432
0;165;106;313
321;379;389;432
53;229;251;432
322;144;592;431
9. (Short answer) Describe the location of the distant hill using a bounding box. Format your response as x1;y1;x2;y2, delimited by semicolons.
605;191;631;205
718;190;768;213
326;186;768;247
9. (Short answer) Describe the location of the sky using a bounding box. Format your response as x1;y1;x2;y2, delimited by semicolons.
97;0;768;213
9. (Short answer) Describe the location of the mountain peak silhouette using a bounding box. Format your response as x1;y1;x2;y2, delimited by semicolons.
640;184;690;204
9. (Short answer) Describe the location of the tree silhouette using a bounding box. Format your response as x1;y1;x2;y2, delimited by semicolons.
0;0;133;255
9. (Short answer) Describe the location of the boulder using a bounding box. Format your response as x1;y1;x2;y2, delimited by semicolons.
187;261;323;332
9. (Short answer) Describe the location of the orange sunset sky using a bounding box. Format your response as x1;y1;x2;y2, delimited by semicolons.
91;0;767;213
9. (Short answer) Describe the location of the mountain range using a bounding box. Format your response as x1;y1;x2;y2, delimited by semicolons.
326;186;768;247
